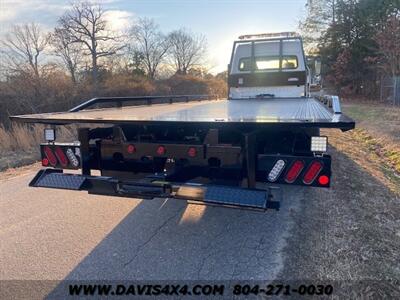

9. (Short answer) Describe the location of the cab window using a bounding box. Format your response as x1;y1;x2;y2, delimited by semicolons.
255;56;280;70
238;55;298;71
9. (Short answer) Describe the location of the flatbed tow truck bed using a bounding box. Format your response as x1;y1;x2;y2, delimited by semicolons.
10;97;354;130
10;94;355;211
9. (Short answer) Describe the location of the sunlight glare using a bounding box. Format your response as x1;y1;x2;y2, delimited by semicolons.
178;204;206;224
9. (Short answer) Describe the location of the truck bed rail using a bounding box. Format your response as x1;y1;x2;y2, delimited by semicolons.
69;94;212;112
316;95;342;114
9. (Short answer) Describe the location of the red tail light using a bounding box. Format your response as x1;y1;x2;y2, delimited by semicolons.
318;175;330;185
127;144;136;154
54;146;68;167
303;161;323;184
188;147;197;157
43;146;57;166
285;160;304;183
42;158;49;166
156;145;166;155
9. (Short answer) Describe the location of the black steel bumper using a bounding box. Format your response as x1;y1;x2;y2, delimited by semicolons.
29;169;280;211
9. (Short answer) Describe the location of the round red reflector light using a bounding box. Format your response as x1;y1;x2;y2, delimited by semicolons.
127;144;136;154
156;145;166;155
318;175;330;185
42;158;49;166
188;147;197;157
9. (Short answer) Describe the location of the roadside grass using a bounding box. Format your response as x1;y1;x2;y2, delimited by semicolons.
351;128;400;174
343;103;399;122
328;102;400;195
342;103;400;143
326;128;400;195
0;124;43;151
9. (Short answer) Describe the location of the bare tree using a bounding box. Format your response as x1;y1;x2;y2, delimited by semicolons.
1;23;49;78
51;27;82;84
168;28;206;75
129;18;170;79
58;1;124;88
299;0;337;53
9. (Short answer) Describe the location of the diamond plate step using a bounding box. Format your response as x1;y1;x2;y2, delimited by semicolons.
176;185;268;209
34;173;86;190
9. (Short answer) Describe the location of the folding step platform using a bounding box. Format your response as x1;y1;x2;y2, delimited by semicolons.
29;169;280;211
29;169;86;190
175;185;279;210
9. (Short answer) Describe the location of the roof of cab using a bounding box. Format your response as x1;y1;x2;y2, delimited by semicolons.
237;32;300;41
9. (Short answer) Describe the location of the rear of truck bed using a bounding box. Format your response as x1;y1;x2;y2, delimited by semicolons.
11;94;354;211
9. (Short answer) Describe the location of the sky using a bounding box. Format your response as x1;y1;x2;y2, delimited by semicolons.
0;0;307;73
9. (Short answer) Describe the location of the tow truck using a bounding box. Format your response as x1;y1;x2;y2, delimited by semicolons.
11;32;355;211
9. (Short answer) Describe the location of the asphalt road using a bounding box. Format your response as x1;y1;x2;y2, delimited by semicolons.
0;165;303;298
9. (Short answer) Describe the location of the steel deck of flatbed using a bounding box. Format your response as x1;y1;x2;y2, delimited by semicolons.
10;98;355;130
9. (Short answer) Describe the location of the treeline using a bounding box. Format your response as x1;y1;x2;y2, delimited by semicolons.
300;0;399;97
0;1;227;126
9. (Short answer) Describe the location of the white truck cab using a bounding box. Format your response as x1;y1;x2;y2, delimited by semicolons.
228;32;309;99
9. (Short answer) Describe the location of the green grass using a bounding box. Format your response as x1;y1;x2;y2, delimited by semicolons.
344;104;399;141
351;128;400;174
341;102;400;187
343;103;400;123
